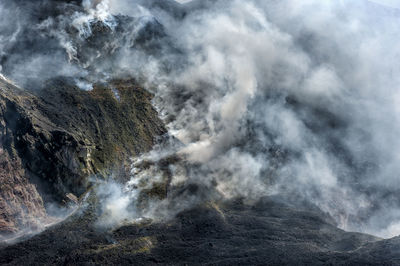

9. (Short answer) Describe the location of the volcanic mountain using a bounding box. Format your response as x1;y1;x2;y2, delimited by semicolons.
1;0;400;265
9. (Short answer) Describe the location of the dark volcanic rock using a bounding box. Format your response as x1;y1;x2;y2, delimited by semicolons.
1;195;400;265
0;76;166;236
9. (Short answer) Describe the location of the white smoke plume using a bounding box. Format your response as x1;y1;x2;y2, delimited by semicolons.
94;0;400;238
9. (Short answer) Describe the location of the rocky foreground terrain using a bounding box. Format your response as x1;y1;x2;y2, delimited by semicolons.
0;76;400;265
1;191;400;265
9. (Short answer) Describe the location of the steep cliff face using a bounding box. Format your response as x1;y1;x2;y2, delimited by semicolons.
0;79;48;237
0;76;166;236
0;150;46;236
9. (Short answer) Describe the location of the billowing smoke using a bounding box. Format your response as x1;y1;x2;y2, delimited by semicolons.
2;0;400;238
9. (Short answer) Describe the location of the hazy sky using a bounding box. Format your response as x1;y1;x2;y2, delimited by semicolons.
175;0;400;9
175;0;193;3
368;0;400;8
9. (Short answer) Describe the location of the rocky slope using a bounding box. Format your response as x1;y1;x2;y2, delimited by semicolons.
0;76;166;237
1;193;400;265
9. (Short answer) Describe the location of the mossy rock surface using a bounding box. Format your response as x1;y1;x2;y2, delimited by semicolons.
0;76;166;234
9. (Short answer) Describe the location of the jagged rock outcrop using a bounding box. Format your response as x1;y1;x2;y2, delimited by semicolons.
0;76;166;236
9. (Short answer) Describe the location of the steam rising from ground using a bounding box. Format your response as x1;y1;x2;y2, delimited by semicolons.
2;0;400;238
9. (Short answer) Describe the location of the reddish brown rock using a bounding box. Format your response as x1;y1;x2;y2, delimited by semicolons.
0;149;46;237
